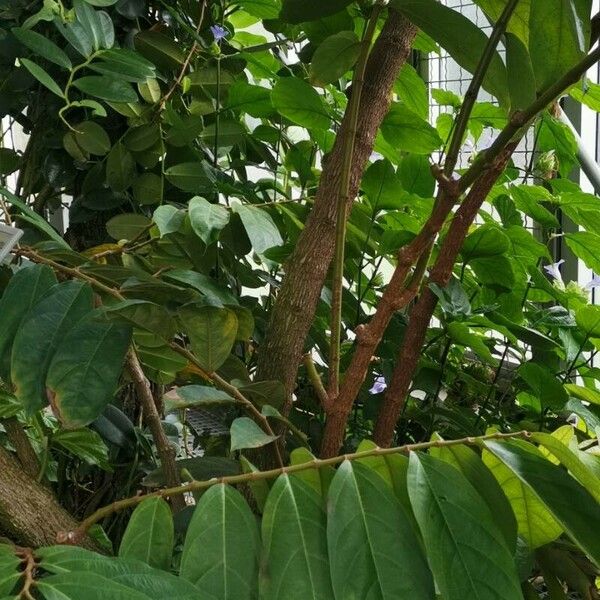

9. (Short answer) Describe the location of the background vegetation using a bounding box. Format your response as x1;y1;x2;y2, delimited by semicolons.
1;0;600;597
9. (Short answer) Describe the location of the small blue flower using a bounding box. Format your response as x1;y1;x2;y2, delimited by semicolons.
368;375;387;395
210;24;228;42
543;259;565;283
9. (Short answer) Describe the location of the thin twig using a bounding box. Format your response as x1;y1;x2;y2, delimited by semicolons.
65;429;530;542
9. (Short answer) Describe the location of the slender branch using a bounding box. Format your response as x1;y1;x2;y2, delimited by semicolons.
65;429;531;542
329;4;383;397
2;418;40;480
126;351;186;512
303;353;329;408
444;0;521;175
460;44;600;191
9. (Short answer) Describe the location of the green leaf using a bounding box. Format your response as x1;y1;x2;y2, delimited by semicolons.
482;445;563;548
395;64;428;119
180;484;259;599
46;316;131;428
163;385;235;412
408;452;522;600
505;32;537;111
165;162;217;193
328;460;434;599
230;417;277;451
280;0;353;23
226;82;273;117
447;322;496;365
261;474;333;599
429;439;518;551
74;121;111;156
188;197;230;246
289;447;334;497
484;440;600;567
178;305;237;372
104;299;175;340
391;0;509;107
461;224;510;260
531;432;600;503
0;545;22;597
529;0;591;92
152;205;184;237
12;27;71;68
134;30;185;70
134;173;163;206
362;159;404;211
119;498;174;571
54;18;93;58
232;0;281;18
106;213;151;241
571;78;600;111
73;76;137;102
0;264;57;380
565;231;600;273
232;204;283;256
309;31;361;87
52;428;110;469
90;49;156;83
575;304;600;338
20;58;64;97
73;0;113;50
0;148;20;176
517;362;568;411
11;281;94;415
381;105;443;154
106;142;136;192
271;77;330;130
564;383;600;406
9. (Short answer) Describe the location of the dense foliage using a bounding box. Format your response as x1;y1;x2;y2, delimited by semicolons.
1;0;600;596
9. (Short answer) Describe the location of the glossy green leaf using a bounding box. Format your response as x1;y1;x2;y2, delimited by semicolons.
565;231;600;273
74;0;113;50
517;362;568;410
46;316;131;428
106;213;151;241
134;30;185;70
104;299;175;340
482;446;563;548
134;173;163;206
11;281;94;414
391;0;509;107
408;452;522;600
119;498;174;571
280;0;353;23
73;76;137;102
461;224;510;260
261;474;333;599
575;304;600;337
163;385;235;412
309;31;361;87
226;82;273;117
230;417;277;452
485;439;600;566
106;142;136;192
74;121;111;156
362;159;404;211
381;105;443;154
12;27;71;68
429;439;517;551
178;305;237;372
165;162;217;193
180;484;259;599
529;0;591;91
52;428;110;469
0;545;21;597
0;264;57;380
152;205;184;237
20;58;64;97
271;77;330;130
328;460;434;599
189;197;230;246
289;447;334;497
232;204;283;256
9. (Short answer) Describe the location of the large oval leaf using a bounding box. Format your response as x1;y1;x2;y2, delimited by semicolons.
280;0;353;24
482;445;563;549
271;78;330;130
11;281;93;414
46;317;131;428
309;31;361;87
189;196;230;246
178;305;237;372
484;440;600;567
119;498;173;571
0;264;57;380
261;475;333;599
180;484;259;599
408;452;522;600
327;460;434;600
430;439;517;552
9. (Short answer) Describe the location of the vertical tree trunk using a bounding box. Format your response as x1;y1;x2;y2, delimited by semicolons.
256;10;418;410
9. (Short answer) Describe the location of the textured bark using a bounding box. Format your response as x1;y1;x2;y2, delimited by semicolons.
373;142;520;447
2;417;40;479
320;185;458;458
256;10;418;408
0;446;97;549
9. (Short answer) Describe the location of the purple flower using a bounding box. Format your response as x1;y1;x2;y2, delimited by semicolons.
544;259;565;283
368;375;387;395
210;24;228;42
585;274;600;290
